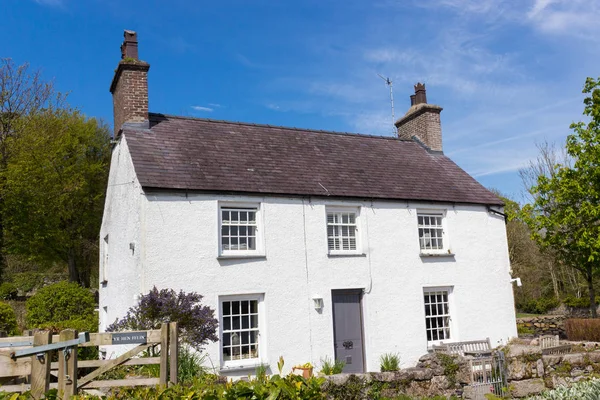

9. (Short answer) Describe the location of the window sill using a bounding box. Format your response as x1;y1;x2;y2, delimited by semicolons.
217;254;266;260
420;252;455;258
219;360;269;373
327;253;367;258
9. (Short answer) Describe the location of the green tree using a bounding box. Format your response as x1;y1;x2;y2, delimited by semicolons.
0;59;63;281
2;108;110;286
522;77;600;317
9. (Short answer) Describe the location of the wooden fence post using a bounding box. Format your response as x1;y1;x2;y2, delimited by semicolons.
169;322;179;385
30;331;52;399
159;323;169;386
58;329;78;398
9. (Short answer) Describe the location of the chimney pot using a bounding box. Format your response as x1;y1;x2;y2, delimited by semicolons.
410;94;416;106
120;30;139;60
414;82;427;104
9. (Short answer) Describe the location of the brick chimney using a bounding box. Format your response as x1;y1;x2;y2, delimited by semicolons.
395;83;443;152
109;30;150;135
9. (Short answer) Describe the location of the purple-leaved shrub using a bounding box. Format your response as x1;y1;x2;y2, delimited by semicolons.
107;286;219;350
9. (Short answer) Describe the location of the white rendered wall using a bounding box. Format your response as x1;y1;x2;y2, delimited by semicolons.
98;137;144;337
100;164;517;376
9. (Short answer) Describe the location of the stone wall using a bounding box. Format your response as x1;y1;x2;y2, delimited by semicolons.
504;349;600;398
321;349;600;399
323;353;470;399
517;315;566;338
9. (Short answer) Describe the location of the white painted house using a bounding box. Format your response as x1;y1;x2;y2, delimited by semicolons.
100;31;518;377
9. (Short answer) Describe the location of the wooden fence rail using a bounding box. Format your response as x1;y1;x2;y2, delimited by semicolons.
0;322;178;398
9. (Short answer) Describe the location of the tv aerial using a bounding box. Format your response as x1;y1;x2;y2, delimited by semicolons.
377;74;395;134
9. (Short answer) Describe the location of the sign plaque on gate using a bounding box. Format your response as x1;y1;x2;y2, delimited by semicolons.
111;332;147;345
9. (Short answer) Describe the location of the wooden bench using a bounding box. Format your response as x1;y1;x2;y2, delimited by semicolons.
432;338;492;357
539;335;571;355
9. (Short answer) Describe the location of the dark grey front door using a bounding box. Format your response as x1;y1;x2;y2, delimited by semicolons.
332;289;365;373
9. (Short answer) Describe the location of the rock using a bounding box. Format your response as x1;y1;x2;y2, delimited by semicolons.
552;375;573;388
586;365;594;373
400;367;433;381
508;359;531;381
325;373;351;385
429;375;450;391
536;359;545;377
511;378;546;398
543;355;562;367
370;372;396;382
562;353;584;366
530;339;539;346
587;351;600;363
571;368;585;377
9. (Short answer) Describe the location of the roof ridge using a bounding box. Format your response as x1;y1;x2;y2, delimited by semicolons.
148;112;410;142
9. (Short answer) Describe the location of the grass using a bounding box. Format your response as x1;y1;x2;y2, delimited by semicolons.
516;312;543;318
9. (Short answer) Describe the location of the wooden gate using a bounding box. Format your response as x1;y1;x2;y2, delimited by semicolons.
0;322;178;398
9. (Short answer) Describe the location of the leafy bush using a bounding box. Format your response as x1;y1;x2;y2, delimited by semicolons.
562;296;599;309
527;377;600;399
26;281;96;329
565;319;600;341
379;352;401;372
107;286;218;350
36;314;98;333
0;282;18;300
518;297;560;315
0;301;18;335
320;356;345;375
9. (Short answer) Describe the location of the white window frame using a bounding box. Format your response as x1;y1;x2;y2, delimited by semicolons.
218;203;264;257
219;294;266;369
423;287;454;346
417;210;449;255
326;207;362;255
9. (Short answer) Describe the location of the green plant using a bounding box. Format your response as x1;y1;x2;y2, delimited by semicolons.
518;297;560;315
380;352;401;372
565;318;600;341
436;353;460;386
11;272;45;294
0;282;18;300
0;301;18;335
517;323;535;336
177;345;207;383
320;356;345;375
26;281;95;328
255;364;267;381
527;377;600;399
563;295;594;308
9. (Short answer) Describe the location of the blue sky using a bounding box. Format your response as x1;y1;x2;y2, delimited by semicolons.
3;0;599;200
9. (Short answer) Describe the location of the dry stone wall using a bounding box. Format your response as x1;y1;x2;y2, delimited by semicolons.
517;316;566;338
322;348;600;399
504;349;600;398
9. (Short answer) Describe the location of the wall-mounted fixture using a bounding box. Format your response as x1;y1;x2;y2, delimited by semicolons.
129;242;135;254
312;295;324;311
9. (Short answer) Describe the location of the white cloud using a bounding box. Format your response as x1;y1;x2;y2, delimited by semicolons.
190;106;213;112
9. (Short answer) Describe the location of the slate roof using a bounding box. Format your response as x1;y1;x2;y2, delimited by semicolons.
122;113;503;206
